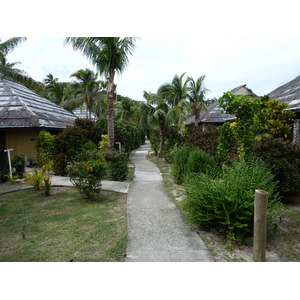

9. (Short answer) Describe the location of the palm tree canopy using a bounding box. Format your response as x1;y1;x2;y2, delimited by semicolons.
186;75;210;125
158;72;189;107
64;37;136;78
0;37;40;89
0;37;27;57
187;75;210;105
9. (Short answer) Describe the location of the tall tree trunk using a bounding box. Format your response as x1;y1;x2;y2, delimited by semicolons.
107;71;116;150
194;109;200;126
158;128;165;157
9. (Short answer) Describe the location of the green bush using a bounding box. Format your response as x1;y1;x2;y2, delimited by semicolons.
217;122;238;163
254;137;300;199
102;150;129;181
36;130;55;165
185;148;220;178
182;157;282;242
12;154;26;177
172;146;192;183
81;140;97;152
184;124;219;156
96;117;145;154
52;153;69;176
68;157;107;199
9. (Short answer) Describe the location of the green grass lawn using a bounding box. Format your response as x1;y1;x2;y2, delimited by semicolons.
0;187;127;262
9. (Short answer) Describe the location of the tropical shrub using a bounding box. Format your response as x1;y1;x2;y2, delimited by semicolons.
172;146;192;183
68;157;107;199
11;154;26;177
217;122;238;163
52;153;69;176
36;130;55;165
98;134;110;153
81;140;97;152
96;117;145;154
254;137;300;199
219;92;262;156
184;124;219;156
182;157;282;242
185;148;220;178
26;167;49;192
102;150;129;181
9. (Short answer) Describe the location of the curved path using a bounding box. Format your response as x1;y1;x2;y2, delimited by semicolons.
126;141;213;262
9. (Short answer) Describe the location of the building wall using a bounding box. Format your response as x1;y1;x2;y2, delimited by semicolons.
232;86;254;96
4;129;40;161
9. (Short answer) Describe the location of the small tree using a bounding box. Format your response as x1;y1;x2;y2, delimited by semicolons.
37;130;55;165
219;92;262;156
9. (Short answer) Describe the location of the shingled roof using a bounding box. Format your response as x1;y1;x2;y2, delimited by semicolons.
187;84;257;125
0;78;76;129
268;75;300;111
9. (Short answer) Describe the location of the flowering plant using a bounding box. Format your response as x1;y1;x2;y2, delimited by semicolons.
68;158;107;199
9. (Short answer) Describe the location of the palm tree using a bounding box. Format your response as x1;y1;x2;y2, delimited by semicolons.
70;68;100;119
186;75;210;126
45;81;70;106
43;73;59;86
141;91;180;157
64;37;136;149
115;97;139;122
158;72;189;107
0;37;27;59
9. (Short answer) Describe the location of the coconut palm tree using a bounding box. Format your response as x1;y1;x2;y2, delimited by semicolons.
186;75;210;126
70;68;100;119
0;37;27;59
115;96;139;122
158;72;189;107
43;73;59;86
64;37;136;149
0;37;41;90
140;91;180;156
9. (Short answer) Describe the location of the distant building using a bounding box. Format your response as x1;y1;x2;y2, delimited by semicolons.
268;75;300;142
187;84;258;127
72;105;97;121
0;78;76;161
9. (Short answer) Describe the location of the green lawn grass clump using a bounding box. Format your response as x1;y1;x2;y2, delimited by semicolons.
0;187;127;262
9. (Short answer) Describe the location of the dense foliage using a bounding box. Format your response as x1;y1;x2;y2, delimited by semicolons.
184;124;219;156
182;157;282;242
254;137;300;199
102;150;129;181
68;154;107;199
36;130;55;165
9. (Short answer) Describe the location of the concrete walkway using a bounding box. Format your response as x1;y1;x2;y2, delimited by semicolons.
126;141;213;262
0;174;130;195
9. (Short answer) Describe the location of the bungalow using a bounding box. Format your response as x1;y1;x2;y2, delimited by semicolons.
267;75;300;142
187;84;258;127
0;78;76;163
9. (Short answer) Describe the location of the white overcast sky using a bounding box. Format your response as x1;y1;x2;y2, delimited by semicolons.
6;36;300;102
2;0;300;103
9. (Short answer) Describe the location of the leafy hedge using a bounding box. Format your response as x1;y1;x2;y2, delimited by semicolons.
182;157;282;242
254;137;300;199
172;146;219;184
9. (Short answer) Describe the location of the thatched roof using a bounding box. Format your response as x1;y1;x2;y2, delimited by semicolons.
268;75;300;111
0;78;76;129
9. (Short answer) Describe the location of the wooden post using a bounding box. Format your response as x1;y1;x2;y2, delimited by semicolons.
253;189;268;262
